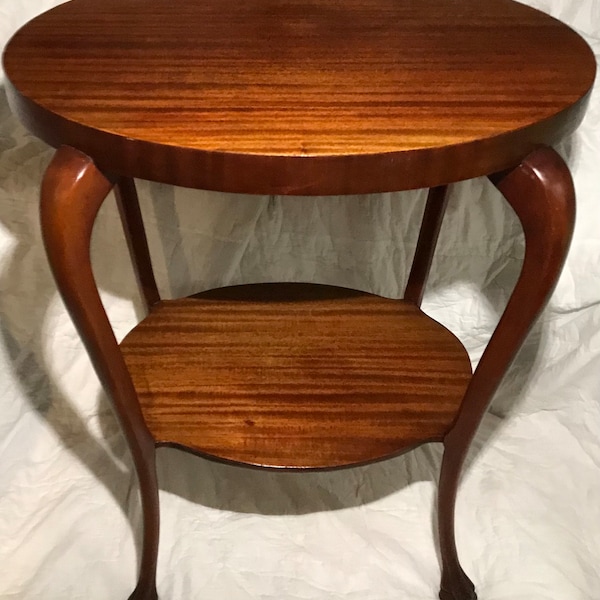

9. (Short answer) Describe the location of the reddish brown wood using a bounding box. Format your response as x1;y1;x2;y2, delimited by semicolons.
4;0;594;597
2;0;595;195
437;146;576;600
114;178;161;313
40;147;159;600
405;186;450;306
120;283;472;469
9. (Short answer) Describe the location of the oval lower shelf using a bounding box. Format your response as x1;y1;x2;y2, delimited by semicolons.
120;283;472;469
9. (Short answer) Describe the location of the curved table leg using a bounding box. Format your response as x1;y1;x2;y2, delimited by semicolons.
40;146;160;600
437;147;576;600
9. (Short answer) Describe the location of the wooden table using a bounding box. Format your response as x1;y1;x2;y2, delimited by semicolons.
2;0;595;598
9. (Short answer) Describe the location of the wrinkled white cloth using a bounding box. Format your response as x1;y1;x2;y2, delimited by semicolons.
0;1;598;599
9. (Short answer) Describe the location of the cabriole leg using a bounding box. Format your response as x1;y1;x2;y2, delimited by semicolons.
437;147;576;600
40;146;160;600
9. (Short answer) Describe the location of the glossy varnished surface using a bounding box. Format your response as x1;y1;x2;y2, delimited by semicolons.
119;284;472;469
3;0;596;194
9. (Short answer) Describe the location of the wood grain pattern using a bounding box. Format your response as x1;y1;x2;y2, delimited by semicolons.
120;283;472;469
6;0;593;595
3;0;596;194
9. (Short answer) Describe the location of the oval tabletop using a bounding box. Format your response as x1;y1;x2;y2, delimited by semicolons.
3;0;596;195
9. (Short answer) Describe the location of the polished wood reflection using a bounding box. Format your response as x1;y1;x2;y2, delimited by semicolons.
5;0;594;597
120;283;472;469
3;0;595;194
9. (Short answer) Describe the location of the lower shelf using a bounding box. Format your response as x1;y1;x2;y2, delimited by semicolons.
120;283;471;469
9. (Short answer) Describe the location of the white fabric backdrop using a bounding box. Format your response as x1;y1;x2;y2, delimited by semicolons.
0;1;598;599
